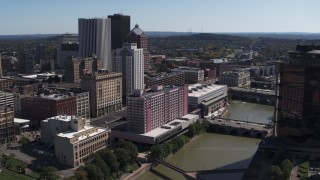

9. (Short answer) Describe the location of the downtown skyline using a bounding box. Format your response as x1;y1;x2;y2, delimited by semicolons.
1;0;320;35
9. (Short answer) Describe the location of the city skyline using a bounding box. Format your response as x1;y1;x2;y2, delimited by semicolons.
1;0;320;35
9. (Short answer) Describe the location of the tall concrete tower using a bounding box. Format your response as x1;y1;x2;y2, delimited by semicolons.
78;18;112;71
116;43;144;104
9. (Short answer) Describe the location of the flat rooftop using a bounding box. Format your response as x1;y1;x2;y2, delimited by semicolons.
143;114;199;138
56;125;107;141
188;83;227;98
44;115;76;122
39;94;71;100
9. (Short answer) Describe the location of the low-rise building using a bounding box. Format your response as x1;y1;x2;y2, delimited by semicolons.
41;115;109;167
145;71;185;88
21;94;77;123
171;66;204;84
188;83;228;118
219;70;250;87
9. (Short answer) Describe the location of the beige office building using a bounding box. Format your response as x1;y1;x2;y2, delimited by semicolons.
219;70;250;87
41;115;109;167
81;71;122;117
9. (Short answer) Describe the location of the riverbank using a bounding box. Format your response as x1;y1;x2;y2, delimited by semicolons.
138;133;260;180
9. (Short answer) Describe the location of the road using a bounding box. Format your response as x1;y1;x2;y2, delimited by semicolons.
90;109;127;127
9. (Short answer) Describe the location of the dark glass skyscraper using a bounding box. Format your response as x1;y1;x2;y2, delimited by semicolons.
108;14;130;50
277;45;320;138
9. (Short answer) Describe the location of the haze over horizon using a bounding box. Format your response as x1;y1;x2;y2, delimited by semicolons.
1;0;320;35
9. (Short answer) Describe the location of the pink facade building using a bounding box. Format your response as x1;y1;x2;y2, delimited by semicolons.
127;85;188;134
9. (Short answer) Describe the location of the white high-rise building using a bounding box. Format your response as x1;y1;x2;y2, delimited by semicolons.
78;18;112;71
116;43;144;104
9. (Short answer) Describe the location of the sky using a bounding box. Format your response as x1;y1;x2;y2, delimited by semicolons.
1;0;320;35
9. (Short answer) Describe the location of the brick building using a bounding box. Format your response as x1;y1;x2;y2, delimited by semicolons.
21;94;77;123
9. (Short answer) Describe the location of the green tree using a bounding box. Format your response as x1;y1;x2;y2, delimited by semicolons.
150;144;164;159
18;135;30;145
40;166;60;180
93;157;110;178
74;168;88;180
84;164;104;180
281;159;293;180
162;143;173;157
268;165;283;180
99;150;119;173
114;148;131;170
117;140;138;163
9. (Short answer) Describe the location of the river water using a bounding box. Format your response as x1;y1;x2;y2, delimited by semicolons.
138;102;274;180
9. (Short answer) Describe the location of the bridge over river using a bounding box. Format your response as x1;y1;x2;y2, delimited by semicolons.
153;159;247;180
208;118;273;138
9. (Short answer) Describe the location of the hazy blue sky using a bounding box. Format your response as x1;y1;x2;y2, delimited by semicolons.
1;0;320;35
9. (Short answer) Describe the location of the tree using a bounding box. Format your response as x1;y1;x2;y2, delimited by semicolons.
18;135;30;145
40;166;59;180
162;143;173;157
117;140;138;163
99;150;119;173
114;148;131;171
74;168;88;180
150;144;164;159
93;157;110;178
267;165;282;180
84;164;104;180
281;159;293;180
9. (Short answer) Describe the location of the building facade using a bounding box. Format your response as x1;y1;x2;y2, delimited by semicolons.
56;43;79;70
0;91;14;108
21;94;77;122
171;67;204;84
0;107;15;144
188;83;228;118
108;14;130;50
65;56;101;83
116;43;144;104
127;24;150;72
127;85;188;134
145;72;185;88
41;116;109;167
81;71;122;117
219;70;250;87
277;45;320;138
78;18;112;71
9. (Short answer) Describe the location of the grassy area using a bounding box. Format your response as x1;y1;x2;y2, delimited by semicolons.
0;170;38;180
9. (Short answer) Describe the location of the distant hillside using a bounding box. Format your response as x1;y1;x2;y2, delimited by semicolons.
0;34;59;41
225;32;320;40
145;31;196;37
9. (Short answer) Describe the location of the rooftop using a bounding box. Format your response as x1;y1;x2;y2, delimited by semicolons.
143;114;199;137
39;94;71;100
57;125;107;141
128;24;146;37
44;115;76;122
188;83;227;98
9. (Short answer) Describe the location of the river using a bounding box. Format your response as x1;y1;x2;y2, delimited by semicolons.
138;102;274;180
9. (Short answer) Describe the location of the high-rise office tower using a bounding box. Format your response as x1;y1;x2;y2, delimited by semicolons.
108;14;130;50
78;18;112;71
276;45;320;138
116;43;144;104
127;24;150;72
